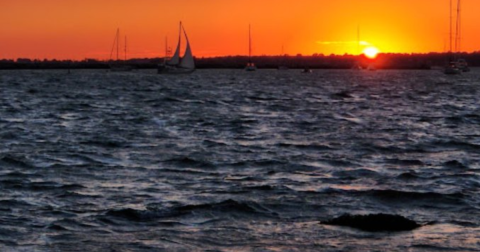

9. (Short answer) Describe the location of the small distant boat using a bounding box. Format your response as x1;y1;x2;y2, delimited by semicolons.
456;58;470;72
158;22;195;74
444;61;462;75
301;67;312;73
245;63;257;71
453;1;470;72
245;25;257;71
351;63;362;70
352;25;363;70
444;0;461;75
109;28;133;72
277;45;289;70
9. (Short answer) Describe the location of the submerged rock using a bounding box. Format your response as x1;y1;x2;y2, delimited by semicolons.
322;213;421;232
443;160;468;169
331;90;354;99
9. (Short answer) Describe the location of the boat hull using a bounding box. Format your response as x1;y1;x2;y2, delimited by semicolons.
456;59;470;72
109;65;133;72
444;67;462;75
158;65;195;74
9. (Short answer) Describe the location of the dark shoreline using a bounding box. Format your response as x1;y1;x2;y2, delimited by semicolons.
2;52;479;70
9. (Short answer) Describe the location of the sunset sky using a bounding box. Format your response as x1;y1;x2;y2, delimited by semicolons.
0;0;479;60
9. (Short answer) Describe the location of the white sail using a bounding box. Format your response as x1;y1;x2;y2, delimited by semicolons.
167;40;181;66
179;30;195;69
167;23;182;66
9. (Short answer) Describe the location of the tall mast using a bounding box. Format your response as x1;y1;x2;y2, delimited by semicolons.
179;22;182;58
455;0;461;52
249;24;252;62
449;0;453;53
116;29;120;61
124;36;127;61
357;25;360;55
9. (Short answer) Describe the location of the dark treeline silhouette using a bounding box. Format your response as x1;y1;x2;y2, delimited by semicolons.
2;52;480;70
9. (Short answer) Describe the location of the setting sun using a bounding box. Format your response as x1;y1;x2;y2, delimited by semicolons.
363;46;380;59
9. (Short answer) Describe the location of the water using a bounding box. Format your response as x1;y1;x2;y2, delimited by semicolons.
0;69;479;251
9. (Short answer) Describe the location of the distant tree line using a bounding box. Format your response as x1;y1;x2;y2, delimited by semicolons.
1;52;480;70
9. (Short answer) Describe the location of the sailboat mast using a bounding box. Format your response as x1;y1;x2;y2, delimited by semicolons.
357;25;360;55
455;0;461;52
179;22;182;58
116;29;120;61
124;36;127;62
249;24;252;63
449;0;453;53
165;36;168;63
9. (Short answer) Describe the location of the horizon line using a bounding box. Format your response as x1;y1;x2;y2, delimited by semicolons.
3;51;480;61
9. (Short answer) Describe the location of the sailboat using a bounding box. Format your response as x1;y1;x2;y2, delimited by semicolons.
351;25;363;70
444;0;461;75
109;28;133;72
454;0;470;72
158;22;195;74
245;25;257;71
301;67;313;73
277;45;289;70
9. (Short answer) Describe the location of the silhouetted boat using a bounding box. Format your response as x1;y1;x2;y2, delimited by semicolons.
444;0;461;75
453;0;470;72
158;22;195;74
277;45;288;70
109;29;133;72
245;25;257;71
456;58;470;72
445;61;461;75
352;25;363;70
301;67;312;73
351;63;362;70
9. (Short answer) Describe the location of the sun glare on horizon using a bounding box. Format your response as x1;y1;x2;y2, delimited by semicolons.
363;46;380;59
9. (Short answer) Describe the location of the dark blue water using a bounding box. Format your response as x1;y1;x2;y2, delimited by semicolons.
0;69;479;251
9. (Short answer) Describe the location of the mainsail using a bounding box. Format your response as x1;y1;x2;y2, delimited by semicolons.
167;23;182;66
179;28;195;69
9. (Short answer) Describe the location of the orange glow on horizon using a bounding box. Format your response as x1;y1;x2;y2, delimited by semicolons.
1;0;480;60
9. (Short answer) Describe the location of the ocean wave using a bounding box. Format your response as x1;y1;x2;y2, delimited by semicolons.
105;199;278;222
0;155;32;168
163;156;215;168
277;142;334;151
363;189;466;206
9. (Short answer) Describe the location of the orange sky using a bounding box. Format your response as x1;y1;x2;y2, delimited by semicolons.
0;0;479;60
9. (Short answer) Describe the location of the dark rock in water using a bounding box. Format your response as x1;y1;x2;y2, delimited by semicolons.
443;160;468;169
27;88;38;94
106;208;159;222
331;91;353;99
322;213;421;232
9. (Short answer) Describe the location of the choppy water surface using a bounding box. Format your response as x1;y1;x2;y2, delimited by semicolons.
0;69;479;251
